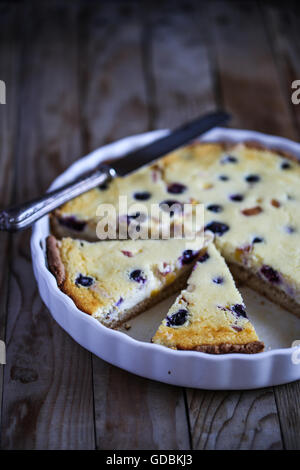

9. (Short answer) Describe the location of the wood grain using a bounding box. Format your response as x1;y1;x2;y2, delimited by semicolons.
0;3;20;442
274;381;300;450
78;1;149;153
143;0;215;129
188;388;282;449
93;366;190;450
78;1;190;450
0;3;95;449
261;3;300;135
210;0;297;139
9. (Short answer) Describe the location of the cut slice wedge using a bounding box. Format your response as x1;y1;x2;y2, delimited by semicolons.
46;234;206;328
152;243;264;354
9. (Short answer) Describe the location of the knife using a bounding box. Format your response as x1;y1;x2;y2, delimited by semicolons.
0;111;230;232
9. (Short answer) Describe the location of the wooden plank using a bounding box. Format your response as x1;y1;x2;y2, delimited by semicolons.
94;366;189;450
261;3;300;450
210;0;297;139
144;0;215;129
188;388;281;449
78;1;149;152
148;0;285;450
261;3;300;136
1;3;95;449
273;381;300;450
0;3;20;441
78;1;190;450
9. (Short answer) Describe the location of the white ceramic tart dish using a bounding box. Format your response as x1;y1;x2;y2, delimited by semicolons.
31;128;300;390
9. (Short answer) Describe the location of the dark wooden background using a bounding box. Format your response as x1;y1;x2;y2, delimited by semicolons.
0;0;299;450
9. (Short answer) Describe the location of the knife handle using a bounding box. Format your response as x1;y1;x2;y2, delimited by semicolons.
0;164;116;232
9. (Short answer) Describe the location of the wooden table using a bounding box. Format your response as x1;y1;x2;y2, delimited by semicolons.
0;0;299;450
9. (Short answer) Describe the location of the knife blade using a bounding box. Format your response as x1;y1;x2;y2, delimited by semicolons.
114;111;230;175
0;111;230;231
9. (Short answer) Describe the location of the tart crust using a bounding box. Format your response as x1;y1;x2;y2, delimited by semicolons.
46;235;65;287
177;341;264;354
229;262;300;318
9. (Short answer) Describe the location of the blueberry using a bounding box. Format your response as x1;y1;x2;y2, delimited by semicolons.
198;252;210;263
231;304;247;319
167;182;187;194
75;274;94;287
221;155;238;164
58;216;86;232
159;200;183;216
181;249;198;265
281;161;291;170
130;269;147;284
115;297;124;307
260;265;281;284
99;181;109;190
252;236;264;244
213;276;224;284
229;194;244;202
166;309;188;327
219;175;229;181
245;174;260;183
207;204;223;213
285;225;296;234
127;212;147;224
205;221;230;236
133;191;151;201
128;212;140;219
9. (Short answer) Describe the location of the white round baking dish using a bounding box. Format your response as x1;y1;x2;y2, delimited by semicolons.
31;127;300;390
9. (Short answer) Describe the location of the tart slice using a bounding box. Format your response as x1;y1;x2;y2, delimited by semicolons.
152;243;264;354
46;234;206;328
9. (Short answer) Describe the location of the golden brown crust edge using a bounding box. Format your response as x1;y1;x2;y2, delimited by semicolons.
46;235;65;287
209;140;299;163
242;140;300;163
177;341;264;354
187;139;299;164
152;340;264;354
